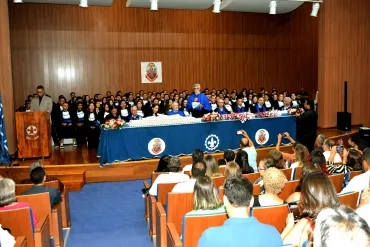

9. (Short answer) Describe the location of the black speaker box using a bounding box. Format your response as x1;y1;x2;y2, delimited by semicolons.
337;112;352;131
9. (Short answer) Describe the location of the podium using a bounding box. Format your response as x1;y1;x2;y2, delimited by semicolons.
15;112;52;159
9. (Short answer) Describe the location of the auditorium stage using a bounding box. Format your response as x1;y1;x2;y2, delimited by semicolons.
0;127;359;191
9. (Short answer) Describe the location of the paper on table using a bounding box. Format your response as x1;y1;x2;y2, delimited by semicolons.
192;102;200;109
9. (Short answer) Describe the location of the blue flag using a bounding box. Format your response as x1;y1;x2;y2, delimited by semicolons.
0;94;10;165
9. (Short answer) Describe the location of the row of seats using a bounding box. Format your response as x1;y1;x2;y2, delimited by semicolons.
0;181;71;247
144;169;363;247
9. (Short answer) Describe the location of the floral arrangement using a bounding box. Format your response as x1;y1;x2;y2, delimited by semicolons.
254;110;280;118
202;113;222;122
102;119;126;129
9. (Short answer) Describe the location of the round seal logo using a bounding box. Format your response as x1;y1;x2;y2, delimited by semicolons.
255;129;269;145
26;125;38;136
204;134;220;151
148;138;166;155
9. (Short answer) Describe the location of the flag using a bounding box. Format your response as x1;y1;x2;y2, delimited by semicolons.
0;94;10;165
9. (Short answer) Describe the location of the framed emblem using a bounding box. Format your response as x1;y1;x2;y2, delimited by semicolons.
141;62;162;83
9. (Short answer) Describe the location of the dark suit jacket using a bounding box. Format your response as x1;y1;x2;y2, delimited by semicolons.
21;185;62;206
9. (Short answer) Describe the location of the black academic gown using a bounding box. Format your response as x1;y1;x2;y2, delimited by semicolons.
84;111;100;150
73;110;86;145
296;109;318;152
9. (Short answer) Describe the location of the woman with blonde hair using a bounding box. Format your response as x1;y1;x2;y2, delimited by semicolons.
252;168;287;207
224;161;243;180
290;144;309;169
186;176;225;215
204;155;222;177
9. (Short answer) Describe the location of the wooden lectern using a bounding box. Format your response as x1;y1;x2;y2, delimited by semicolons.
15;112;52;159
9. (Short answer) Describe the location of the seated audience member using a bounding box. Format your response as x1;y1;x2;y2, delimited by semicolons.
21;167;62;206
286;162;322;203
356;188;370;226
281;172;340;246
0;224;16;247
314;134;326;152
105;106;121;121
322;139;342;163
268;150;286;169
167;102;185;117
197;178;283;247
252;168;286;207
282;97;292;111
314;205;370;247
73;101;86;146
147;104;163;118
129;106;142;120
204;155;222;177
213;99;231;115
100;103;111;122
341;148;370;194
223;150;235;164
183;149;204;172
209;95;217;111
233;97;247;113
21;161;65;193
276;132;297;162
0;178;38;227
217;159;226;166
118;100;130;122
239;129;257;171
85;102;100;150
251;96;267;113
352;138;368;153
235;150;254;174
154;154;170;172
223;96;233;113
264;94;272;111
172;161;207;193
224;161;243;180
149;157;189;196
290;144;309;169
327;146;363;175
254;158;274;194
308;149;329;175
58;102;75;148
186;176;225;215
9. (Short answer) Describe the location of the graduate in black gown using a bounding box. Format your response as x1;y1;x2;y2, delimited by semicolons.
105;107;121;121
58;102;76;148
233;97;247;113
73;102;86;146
100;103;111;123
84;103;100;150
119;100;130;122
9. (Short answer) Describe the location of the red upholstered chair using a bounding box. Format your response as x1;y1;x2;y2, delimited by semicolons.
328;174;345;193
252;204;290;233
338;191;360;209
242;173;261;183
279;180;300;201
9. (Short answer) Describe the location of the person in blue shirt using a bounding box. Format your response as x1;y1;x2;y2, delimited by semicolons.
233;97;247;113
252;96;267;113
197;178;283;247
129;106;142;121
213;99;231;115
168;102;185;117
186;83;212;118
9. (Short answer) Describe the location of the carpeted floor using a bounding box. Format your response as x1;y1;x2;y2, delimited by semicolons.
66;180;153;247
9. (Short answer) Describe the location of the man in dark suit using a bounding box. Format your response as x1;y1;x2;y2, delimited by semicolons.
233;97;247;113
214;99;231;115
21;167;62;207
296;99;318;152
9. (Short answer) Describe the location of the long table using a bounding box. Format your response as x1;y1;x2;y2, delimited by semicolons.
97;116;296;166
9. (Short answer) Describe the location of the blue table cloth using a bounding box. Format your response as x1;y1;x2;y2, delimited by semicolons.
97;116;296;165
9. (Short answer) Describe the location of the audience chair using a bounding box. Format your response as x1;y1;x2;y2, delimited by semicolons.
144;180;150;221
155;202;167;247
279;180;299;201
328;174;345;193
218;166;225;175
211;176;225;188
15;236;27;247
167;193;193;234
219;185;260;201
242;173;261;183
281;168;292;181
167;212;228;247
349;170;362;181
292;166;303;180
252;204;290;233
151;172;169;185
0;208;50;247
17;193;63;247
338;191;360;209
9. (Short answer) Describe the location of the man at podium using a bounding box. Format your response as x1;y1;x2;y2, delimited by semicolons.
30;85;53;113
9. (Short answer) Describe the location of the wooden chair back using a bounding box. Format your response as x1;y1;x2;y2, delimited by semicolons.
167;223;182;247
219;166;225;175
242;173;261;183
279;180;300;201
338;191;360;209
155;202;167;247
151;172;168;185
15;236;27;247
252;204;289;233
149;195;157;238
349;170;362;181
167;193;193;234
16;181;59;196
293;166;303;180
157;183;178;205
144;181;150;220
182;213;228;247
219;184;260;202
184;171;191;177
281;168;292;181
328;174;345;193
211;176;225;188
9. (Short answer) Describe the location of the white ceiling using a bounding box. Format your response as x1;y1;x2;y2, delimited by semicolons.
126;0;214;10
221;0;304;14
19;0;113;6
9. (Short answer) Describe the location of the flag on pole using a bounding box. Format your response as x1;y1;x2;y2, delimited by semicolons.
0;94;10;165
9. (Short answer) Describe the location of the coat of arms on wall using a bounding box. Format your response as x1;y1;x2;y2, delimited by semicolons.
141;62;162;83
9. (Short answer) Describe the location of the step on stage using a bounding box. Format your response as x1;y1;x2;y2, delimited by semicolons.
0;128;358;191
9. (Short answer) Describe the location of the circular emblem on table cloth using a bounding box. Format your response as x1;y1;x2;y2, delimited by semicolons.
204;134;220;151
255;129;269;145
148;138;166;155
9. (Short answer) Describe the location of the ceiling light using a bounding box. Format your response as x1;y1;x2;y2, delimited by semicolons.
311;2;320;17
150;0;158;11
269;0;277;15
213;0;221;14
14;0;23;3
79;0;88;8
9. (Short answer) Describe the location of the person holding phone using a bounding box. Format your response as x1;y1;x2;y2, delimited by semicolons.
327;145;363;175
239;130;258;171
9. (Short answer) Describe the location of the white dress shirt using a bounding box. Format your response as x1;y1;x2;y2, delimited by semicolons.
341;170;370;194
182;164;193;172
149;172;189;196
172;178;197;193
242;146;258;171
323;151;343;163
0;225;15;247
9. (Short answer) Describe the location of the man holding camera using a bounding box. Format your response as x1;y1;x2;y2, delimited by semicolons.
295;99;318;152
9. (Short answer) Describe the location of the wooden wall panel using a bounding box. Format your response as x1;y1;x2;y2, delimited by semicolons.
0;0;16;155
9;1;318;107
318;0;370;128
